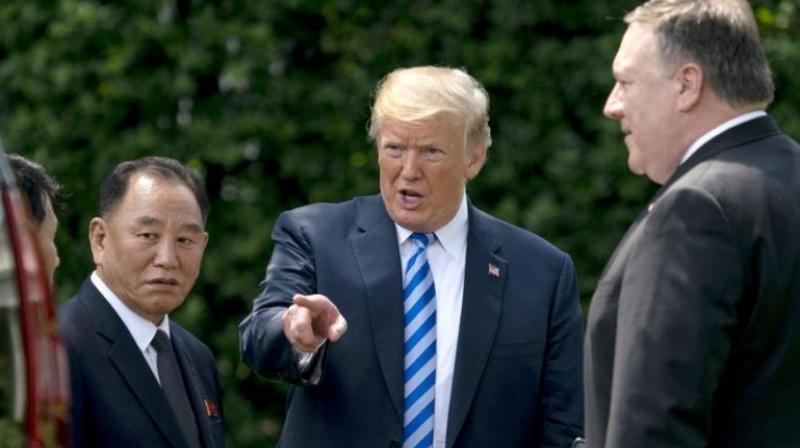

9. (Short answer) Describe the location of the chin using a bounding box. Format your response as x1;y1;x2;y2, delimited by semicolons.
395;218;421;231
396;219;430;233
387;209;418;229
626;159;646;176
151;295;186;311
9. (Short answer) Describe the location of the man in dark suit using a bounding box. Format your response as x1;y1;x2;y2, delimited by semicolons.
59;157;224;447
240;66;583;447
584;1;800;447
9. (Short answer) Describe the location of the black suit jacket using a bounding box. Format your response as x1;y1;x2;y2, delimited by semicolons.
584;116;800;447
59;279;225;448
240;195;583;447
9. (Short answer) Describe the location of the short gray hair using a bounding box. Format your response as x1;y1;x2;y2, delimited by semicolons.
626;0;774;107
368;66;492;152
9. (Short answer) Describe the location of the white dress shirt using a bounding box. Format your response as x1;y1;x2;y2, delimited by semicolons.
91;270;171;384
395;193;468;448
680;110;767;165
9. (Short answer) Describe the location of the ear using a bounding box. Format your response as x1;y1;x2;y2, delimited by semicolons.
88;217;107;265
466;144;488;180
675;62;703;112
199;231;210;253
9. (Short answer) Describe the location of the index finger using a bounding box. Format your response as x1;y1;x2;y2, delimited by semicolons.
293;293;337;315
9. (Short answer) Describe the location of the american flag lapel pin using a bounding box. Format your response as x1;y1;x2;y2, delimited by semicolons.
488;263;500;278
204;398;219;417
647;202;655;213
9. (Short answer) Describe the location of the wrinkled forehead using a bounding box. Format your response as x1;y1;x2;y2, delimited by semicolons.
378;115;467;146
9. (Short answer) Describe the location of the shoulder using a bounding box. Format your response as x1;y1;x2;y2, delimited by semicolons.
58;289;95;344
684;129;799;196
281;194;377;222
274;194;382;237
668;135;799;224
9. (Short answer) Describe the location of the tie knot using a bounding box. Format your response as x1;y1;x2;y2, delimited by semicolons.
150;330;173;353
410;232;435;249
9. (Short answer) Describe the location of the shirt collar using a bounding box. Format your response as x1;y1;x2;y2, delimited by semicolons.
394;191;469;258
91;270;170;351
680;110;767;165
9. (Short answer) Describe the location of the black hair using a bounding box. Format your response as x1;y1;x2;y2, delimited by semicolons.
98;156;209;223
8;154;59;223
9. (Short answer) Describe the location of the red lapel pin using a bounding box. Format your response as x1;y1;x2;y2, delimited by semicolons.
204;398;219;417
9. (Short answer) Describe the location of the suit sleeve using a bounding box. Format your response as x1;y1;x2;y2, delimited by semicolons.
606;187;741;447
537;254;585;447
239;211;323;384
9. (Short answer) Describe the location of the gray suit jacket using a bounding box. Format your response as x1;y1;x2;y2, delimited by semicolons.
584;116;800;447
240;195;584;447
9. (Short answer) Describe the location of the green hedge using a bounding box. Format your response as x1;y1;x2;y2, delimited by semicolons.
2;1;798;446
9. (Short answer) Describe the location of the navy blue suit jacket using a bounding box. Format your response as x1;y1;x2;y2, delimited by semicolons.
240;195;583;447
59;279;225;448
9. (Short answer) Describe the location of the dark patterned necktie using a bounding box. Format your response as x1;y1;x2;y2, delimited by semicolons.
151;330;203;448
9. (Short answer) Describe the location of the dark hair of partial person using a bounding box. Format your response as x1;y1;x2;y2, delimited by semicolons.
8;153;60;224
98;156;210;224
626;0;774;107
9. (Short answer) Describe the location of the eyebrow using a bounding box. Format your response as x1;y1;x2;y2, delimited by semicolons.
135;215;205;233
136;216;162;226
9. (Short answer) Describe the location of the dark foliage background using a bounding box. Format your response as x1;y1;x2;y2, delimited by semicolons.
1;1;798;446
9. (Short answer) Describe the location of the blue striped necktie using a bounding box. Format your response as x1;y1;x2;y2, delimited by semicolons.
403;232;437;448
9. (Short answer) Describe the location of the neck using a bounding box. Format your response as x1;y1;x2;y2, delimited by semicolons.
682;99;764;153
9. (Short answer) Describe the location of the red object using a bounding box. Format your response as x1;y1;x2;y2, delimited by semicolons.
3;187;70;447
204;398;219;417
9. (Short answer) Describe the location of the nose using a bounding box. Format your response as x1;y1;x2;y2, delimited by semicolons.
603;83;623;120
154;239;178;269
400;150;422;180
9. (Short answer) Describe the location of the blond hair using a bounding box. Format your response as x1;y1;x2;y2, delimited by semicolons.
368;66;492;152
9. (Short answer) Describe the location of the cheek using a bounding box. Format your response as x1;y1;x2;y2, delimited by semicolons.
429;170;461;204
379;158;398;177
442;162;467;185
378;163;401;193
181;251;205;274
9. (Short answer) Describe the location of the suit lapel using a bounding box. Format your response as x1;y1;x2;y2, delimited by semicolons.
597;210;647;282
350;196;406;422
80;280;186;448
446;206;506;447
172;329;219;448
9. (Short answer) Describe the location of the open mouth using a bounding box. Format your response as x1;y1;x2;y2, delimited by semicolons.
400;189;422;199
399;189;423;207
